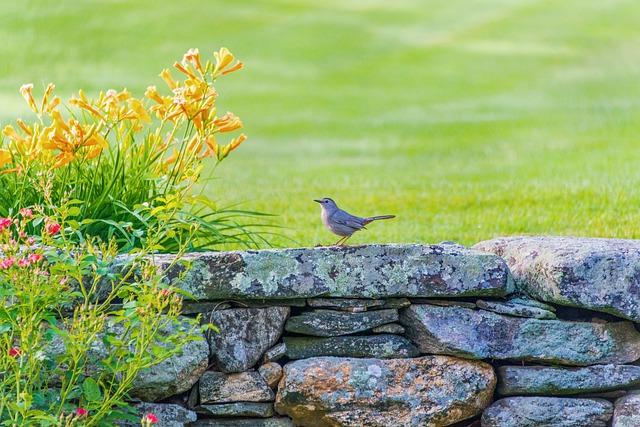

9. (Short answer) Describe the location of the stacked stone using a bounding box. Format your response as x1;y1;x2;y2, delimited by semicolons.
474;237;640;427
109;239;640;426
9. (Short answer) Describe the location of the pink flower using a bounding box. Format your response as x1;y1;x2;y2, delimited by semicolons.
44;221;61;236
26;237;35;245
9;347;20;357
0;256;15;269
18;258;30;268
19;208;33;218
143;414;159;424
76;407;88;416
0;218;11;230
161;289;170;296
28;253;43;263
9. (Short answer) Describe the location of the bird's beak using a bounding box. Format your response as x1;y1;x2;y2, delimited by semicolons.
313;199;322;203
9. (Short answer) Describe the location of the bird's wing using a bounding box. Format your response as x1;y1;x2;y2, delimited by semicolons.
332;210;366;230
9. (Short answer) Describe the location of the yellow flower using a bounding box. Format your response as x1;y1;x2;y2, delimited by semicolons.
160;69;178;91
145;86;164;104
2;125;21;143
2;122;47;168
127;98;151;124
213;48;244;76
202;135;218;158
43;113;108;168
20;84;38;114
228;133;246;151
213;112;242;133
0;148;11;168
182;48;204;74
40;83;60;114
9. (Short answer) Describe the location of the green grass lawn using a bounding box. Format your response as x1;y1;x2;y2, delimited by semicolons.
2;0;640;248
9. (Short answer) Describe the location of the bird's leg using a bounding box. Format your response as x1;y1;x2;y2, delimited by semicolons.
337;235;353;246
333;235;350;246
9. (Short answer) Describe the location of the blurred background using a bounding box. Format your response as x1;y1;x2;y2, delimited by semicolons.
2;0;640;248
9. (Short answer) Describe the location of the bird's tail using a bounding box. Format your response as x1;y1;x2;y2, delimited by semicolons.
363;215;396;225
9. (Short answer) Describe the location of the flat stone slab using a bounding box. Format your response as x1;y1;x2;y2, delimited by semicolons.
284;309;399;337
275;355;495;427
194;402;274;417
400;305;640;365
283;334;419;359
191;419;293;427
154;244;514;299
371;323;405;334
198;371;275;404
481;396;613;427
307;297;410;310
498;364;640;396
262;343;287;363
475;236;640;321
476;299;557;319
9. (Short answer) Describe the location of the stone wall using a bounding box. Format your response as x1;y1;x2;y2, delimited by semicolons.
121;238;640;427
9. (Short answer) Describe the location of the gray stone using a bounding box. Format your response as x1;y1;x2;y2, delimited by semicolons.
507;297;556;312
481;397;613;427
258;362;283;389
498;365;640;396
275;355;495;427
307;297;410;310
199;371;275;404
371;323;405;334
475;236;640;322
194;402;274;417
183;299;305;314
400;305;640;366
154;244;514;299
117;402;197;427
182;301;231;315
612;394;640;427
476;299;557;319
232;298;306;307
578;390;628;399
204;307;289;372
284;309;399;337
50;317;209;402
262;343;287;363
410;299;477;309
191;419;293;427
284;334;419;359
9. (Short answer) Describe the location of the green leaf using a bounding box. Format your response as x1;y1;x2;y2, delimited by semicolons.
83;377;102;402
66;206;82;217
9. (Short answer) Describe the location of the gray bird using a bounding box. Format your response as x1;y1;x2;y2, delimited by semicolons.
314;198;395;246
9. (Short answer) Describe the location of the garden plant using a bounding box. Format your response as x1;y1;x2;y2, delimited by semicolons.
0;47;266;252
0;48;252;426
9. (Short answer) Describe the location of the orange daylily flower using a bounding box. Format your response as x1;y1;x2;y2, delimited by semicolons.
0;148;11;168
214;112;242;133
183;48;204;74
228;133;246;151
20;84;38;114
40;83;58;114
174;61;197;80
127;98;151;124
160;69;178;91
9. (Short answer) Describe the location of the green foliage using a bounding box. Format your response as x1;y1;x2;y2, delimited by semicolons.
0;48;271;252
0;197;202;426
